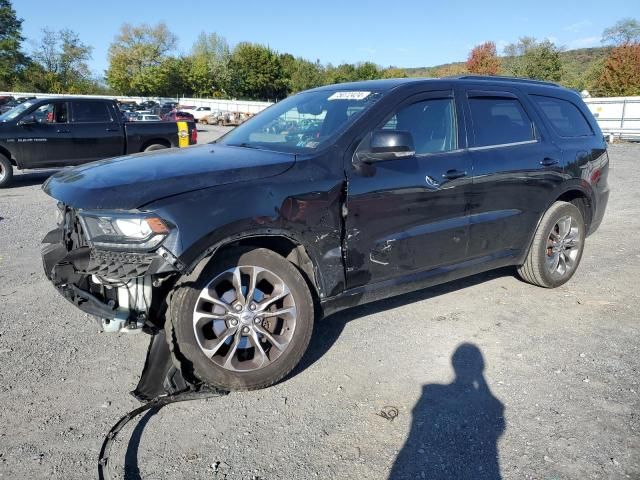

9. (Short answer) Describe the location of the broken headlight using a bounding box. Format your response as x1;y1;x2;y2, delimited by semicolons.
78;211;171;250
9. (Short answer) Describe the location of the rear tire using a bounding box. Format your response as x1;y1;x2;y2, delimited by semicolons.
518;201;586;288
168;248;314;391
144;144;168;152
0;154;13;188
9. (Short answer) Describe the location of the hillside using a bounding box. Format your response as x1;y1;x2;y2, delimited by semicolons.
402;47;612;91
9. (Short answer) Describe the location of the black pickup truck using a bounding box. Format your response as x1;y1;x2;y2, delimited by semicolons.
0;97;197;187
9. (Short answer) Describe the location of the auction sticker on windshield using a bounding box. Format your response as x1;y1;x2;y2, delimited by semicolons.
328;91;371;101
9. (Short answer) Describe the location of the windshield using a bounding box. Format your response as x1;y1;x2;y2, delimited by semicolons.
0;100;38;122
218;89;383;153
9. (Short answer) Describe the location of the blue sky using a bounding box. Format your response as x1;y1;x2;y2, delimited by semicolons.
13;0;638;77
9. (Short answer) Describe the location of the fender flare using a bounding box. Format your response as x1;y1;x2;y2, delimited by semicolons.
178;228;328;299
518;181;595;264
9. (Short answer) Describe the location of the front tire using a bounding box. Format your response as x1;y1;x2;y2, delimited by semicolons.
518;201;586;288
0;154;13;188
168;248;314;391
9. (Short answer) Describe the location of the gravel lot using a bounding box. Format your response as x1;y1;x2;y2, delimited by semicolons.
0;136;638;479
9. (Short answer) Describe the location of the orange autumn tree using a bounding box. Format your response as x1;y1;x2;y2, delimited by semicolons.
597;43;640;96
466;41;500;75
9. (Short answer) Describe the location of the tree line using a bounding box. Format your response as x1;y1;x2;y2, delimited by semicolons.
1;0;638;99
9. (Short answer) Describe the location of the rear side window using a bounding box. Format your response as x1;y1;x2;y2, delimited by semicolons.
531;95;593;137
468;97;535;147
71;101;113;123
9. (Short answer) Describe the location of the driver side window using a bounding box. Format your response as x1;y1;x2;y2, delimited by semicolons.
383;98;457;154
33;102;68;124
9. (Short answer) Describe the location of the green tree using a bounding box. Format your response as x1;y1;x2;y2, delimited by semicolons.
602;18;640;46
30;28;94;93
504;37;563;81
324;63;358;84
227;42;287;100
187;32;230;97
354;62;380;80
106;22;178;95
381;67;407;79
466;41;500;75
0;0;28;90
280;54;324;93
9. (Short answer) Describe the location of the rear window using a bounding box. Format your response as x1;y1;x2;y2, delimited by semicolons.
531;95;593;137
71;101;113;123
468;97;535;147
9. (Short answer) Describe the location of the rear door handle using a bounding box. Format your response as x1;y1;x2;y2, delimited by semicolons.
106;128;119;132
443;169;467;180
56;128;70;133
540;157;559;166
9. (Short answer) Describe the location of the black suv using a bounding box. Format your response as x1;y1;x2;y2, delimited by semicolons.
42;76;610;391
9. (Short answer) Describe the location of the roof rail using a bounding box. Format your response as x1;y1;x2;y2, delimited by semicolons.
450;75;560;87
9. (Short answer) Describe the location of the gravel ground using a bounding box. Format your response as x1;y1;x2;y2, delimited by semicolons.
0;138;638;480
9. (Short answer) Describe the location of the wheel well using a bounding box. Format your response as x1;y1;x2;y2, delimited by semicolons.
556;190;592;229
0;146;16;166
141;138;171;151
213;235;321;298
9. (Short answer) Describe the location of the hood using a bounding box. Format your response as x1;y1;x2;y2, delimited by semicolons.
42;144;296;210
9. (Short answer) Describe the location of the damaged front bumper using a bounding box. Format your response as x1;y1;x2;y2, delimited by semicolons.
42;226;179;333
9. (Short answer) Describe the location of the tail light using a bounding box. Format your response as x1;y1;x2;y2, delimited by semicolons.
191;127;197;144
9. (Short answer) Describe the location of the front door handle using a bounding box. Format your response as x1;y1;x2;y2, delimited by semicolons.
540;157;559;166
443;169;467;180
106;128;119;132
56;128;70;133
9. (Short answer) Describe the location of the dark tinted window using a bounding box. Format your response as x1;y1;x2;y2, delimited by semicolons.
531;95;593;137
468;97;534;147
71;101;112;123
383;98;457;154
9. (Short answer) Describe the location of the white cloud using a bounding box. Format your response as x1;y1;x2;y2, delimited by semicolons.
566;36;601;49
564;20;592;33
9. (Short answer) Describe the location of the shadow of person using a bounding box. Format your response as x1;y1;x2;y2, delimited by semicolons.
389;343;505;480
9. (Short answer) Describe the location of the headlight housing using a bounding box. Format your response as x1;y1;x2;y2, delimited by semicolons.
78;211;171;250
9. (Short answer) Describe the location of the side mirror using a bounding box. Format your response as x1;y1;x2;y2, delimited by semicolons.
18;114;37;126
358;130;415;163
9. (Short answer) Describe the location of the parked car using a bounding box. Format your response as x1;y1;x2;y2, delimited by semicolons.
156;102;178;117
180;106;213;121
15;96;37;104
0;96;15;108
139;100;159;110
122;111;139;122
137;114;162;122
200;110;225;125
0;97;197;187
202;111;245;126
41;77;609;391
162;110;195;122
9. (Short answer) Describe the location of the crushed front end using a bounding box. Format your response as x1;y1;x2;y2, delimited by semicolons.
42;203;181;334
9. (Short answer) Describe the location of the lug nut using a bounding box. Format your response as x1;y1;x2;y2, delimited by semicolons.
234;304;242;311
249;304;256;311
242;326;250;334
254;318;261;324
230;319;238;326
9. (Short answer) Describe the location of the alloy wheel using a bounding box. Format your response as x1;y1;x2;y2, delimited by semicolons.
192;265;297;372
545;214;581;277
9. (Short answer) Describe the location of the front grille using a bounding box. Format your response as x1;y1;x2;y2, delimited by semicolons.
86;249;155;279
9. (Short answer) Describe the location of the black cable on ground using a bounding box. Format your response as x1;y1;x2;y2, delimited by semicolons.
98;387;228;480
